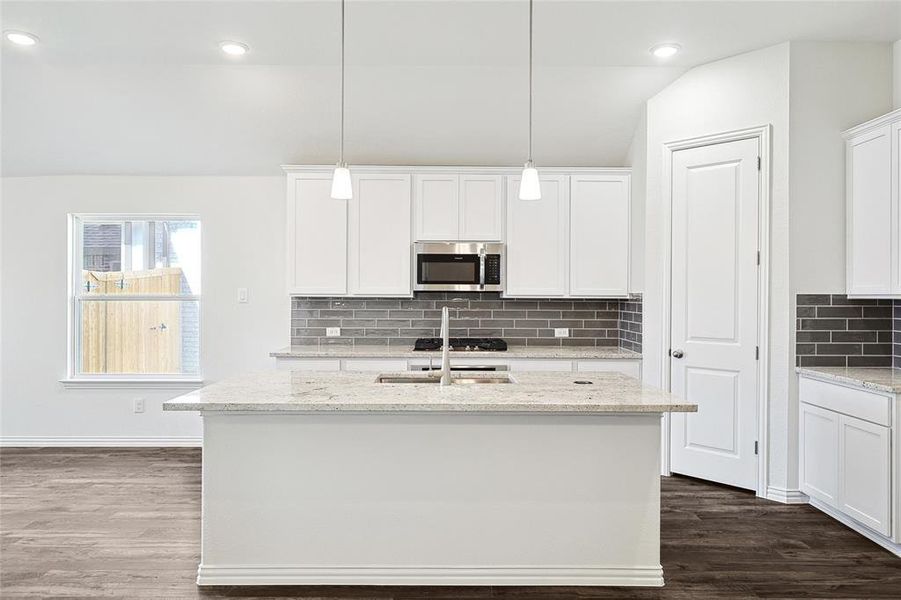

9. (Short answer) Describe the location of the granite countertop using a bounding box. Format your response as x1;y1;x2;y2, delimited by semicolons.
163;370;694;414
797;366;901;395
270;345;641;360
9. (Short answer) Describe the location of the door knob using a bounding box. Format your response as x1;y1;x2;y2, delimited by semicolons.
672;349;684;359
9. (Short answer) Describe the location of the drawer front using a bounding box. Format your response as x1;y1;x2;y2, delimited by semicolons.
798;377;892;427
509;359;574;372
342;359;409;372
576;360;641;379
275;358;341;371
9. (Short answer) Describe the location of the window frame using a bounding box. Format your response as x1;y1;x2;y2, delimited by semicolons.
65;213;203;385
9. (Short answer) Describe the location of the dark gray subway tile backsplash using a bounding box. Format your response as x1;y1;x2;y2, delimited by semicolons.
895;302;901;369
291;292;642;352
796;294;895;368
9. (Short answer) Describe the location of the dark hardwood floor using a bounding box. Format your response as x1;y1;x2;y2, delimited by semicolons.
1;448;899;599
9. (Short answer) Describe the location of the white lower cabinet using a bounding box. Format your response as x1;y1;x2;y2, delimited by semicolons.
800;402;840;507
275;355;642;379
838;415;891;536
798;374;897;550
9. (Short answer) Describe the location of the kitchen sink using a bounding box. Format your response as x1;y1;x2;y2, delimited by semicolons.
375;374;514;385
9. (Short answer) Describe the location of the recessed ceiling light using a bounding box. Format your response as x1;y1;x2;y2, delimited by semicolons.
651;43;680;58
219;41;249;56
5;30;39;46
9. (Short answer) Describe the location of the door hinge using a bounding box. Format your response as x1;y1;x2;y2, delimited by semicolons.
757;250;760;265
754;441;759;455
757;156;761;170
755;346;759;360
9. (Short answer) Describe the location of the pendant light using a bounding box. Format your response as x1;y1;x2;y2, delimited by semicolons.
331;0;353;200
519;0;541;200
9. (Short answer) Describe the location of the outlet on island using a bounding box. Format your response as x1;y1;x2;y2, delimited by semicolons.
133;398;145;413
554;328;570;338
326;327;341;337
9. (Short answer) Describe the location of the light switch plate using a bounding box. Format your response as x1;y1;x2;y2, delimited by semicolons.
326;327;341;337
237;288;249;303
554;328;569;338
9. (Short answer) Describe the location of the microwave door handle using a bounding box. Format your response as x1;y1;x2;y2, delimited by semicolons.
479;249;486;289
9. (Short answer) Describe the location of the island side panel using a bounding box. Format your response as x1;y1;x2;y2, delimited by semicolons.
198;412;663;586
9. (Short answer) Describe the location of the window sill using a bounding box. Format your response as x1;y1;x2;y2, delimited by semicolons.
59;378;204;390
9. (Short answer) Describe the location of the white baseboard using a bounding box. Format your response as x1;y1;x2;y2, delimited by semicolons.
0;436;201;448
195;565;665;587
809;498;901;558
766;486;809;504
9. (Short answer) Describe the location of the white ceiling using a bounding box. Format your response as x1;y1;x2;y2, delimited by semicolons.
2;0;900;175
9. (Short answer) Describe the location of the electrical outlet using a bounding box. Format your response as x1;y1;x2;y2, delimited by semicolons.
326;327;341;337
133;398;145;413
237;288;249;303
554;328;569;338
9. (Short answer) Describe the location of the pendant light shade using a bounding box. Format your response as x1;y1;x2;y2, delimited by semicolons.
519;0;540;200
331;0;352;199
330;164;353;199
520;161;541;200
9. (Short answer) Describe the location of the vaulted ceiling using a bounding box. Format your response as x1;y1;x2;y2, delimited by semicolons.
3;0;900;175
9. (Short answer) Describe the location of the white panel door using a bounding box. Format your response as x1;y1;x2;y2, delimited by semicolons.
838;415;891;536
505;175;568;297
670;138;759;490
569;174;630;297
799;402;840;507
287;172;347;295
460;175;504;241
414;175;459;241
847;125;892;295
349;174;412;296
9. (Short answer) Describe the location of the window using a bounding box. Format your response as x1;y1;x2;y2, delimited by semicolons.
68;215;201;381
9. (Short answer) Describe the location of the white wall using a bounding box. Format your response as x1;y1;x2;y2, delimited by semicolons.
790;43;893;295
895;40;901;109
644;43;793;493
625;110;647;292
0;176;289;444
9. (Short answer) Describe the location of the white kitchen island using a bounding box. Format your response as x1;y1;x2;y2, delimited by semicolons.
164;370;695;588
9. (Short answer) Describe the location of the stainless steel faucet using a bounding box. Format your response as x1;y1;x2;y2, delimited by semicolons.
439;306;451;386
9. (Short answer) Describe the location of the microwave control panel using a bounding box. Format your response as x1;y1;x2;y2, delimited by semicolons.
485;255;502;285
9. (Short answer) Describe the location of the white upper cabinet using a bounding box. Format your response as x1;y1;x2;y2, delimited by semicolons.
286;172;347;295
414;174;503;241
349;173;413;296
414;175;459;241
844;109;901;297
460;175;504;240
569;174;631;297
505;175;569;297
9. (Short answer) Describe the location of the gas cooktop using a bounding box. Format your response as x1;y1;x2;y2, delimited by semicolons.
413;337;508;352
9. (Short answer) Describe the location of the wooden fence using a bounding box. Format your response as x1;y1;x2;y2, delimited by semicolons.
81;268;184;374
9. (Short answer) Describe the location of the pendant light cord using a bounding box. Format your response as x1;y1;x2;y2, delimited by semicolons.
339;0;345;166
528;0;533;164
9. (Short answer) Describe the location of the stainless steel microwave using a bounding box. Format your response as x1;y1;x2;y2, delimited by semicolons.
413;242;504;292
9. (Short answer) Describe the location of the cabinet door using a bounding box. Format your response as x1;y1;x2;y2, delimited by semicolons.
893;120;901;294
847;125;892;295
838;415;891;536
505;175;568;297
349;174;413;296
799;402;840;508
570;174;630;297
460;175;504;241
414;175;459;241
287;173;347;295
